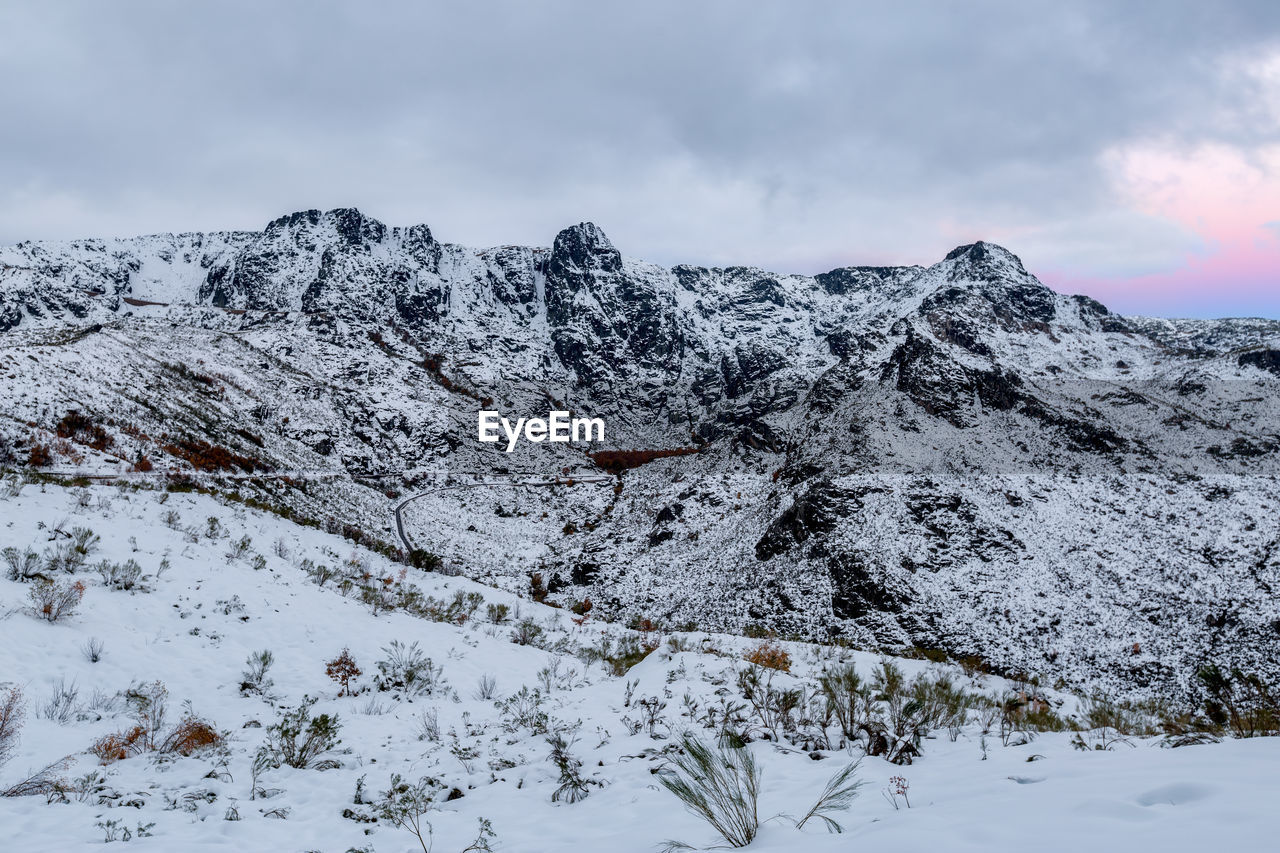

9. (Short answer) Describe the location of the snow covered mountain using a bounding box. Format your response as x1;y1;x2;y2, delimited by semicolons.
1;208;1278;698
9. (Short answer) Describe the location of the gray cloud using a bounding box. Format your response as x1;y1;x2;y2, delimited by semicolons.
1;0;1278;304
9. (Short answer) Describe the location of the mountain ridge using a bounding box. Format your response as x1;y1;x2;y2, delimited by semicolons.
1;208;1278;698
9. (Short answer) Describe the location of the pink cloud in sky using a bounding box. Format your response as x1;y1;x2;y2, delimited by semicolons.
1039;142;1280;318
1034;51;1280;319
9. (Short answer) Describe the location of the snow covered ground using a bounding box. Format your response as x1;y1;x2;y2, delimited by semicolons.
2;481;1277;852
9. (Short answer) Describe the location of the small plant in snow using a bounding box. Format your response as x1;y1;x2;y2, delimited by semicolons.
415;707;441;742
258;696;342;770
375;773;497;853
326;648;362;697
546;732;596;803
0;687;23;768
240;650;276;699
882;774;910;810
374;640;444;698
82;637;105;663
496;685;550;735
95;559;148;592
96;819;156;843
510;617;543;646
474;673;498;701
657;734;863;850
226;535;253;561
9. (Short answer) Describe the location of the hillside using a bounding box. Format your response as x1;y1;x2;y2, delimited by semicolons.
1;482;1277;852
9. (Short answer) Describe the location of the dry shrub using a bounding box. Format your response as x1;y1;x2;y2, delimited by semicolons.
26;443;52;467
91;705;221;765
90;727;145;765
744;641;792;673
29;579;86;622
161;716;223;756
0;687;23;767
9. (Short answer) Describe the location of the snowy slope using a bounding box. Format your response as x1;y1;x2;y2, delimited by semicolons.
2;483;1278;852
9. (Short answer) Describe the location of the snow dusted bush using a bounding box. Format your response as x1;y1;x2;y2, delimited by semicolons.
258;696;342;770
95;558;148;592
816;660;981;764
68;527;100;562
473;673;498;701
496;686;550;736
39;678;81;724
240;650;277;699
374;640;445;698
27;577;85;622
225;534;253;561
1159;665;1280;743
510;617;544;647
2;545;42;581
547;731;596;803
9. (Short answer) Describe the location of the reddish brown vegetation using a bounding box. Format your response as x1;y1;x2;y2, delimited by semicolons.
744;641;792;672
90;727;144;764
26;443;52;467
56;410;112;451
326;648;362;696
529;572;549;603
161;437;265;473
91;716;221;764
162;716;223;756
589;447;700;472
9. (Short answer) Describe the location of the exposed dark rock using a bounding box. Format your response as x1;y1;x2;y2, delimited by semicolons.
1239;349;1280;375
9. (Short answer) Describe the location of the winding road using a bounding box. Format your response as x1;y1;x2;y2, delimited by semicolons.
391;473;616;553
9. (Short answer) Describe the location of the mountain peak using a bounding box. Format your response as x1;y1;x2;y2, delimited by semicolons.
263;207;389;246
550;222;621;274
943;240;1025;270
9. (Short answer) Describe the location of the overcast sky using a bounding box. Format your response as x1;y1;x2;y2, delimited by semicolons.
2;1;1278;317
